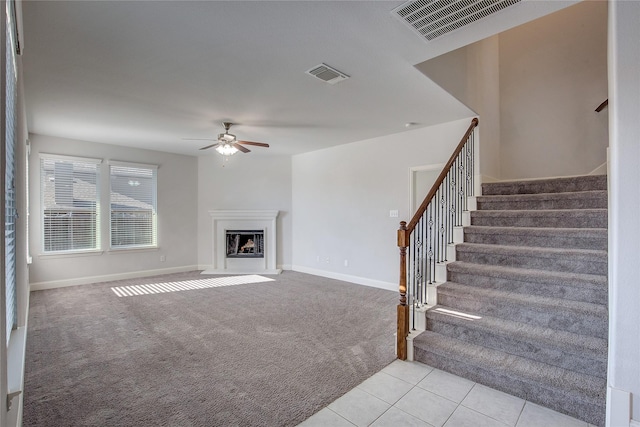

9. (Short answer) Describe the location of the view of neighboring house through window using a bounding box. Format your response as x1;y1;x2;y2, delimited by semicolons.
40;155;101;253
109;162;157;249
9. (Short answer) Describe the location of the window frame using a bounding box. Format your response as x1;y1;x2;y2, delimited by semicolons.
108;160;158;251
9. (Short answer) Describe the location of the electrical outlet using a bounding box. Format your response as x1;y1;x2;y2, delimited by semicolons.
160;255;166;262
344;259;348;267
325;257;330;264
317;255;320;263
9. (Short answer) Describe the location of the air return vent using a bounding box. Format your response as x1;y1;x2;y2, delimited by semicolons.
306;63;349;85
393;0;522;42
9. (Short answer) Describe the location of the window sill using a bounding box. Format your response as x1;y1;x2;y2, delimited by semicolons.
38;250;104;260
107;246;159;255
7;326;27;411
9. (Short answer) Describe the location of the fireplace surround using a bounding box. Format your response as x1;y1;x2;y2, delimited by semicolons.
202;210;280;275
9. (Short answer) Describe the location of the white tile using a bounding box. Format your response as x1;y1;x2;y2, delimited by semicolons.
381;360;434;385
394;387;458;427
357;372;414;404
515;402;588;427
461;384;525;426
370;407;434;427
444;406;510;427
417;368;475;403
297;408;355;427
328;387;390;427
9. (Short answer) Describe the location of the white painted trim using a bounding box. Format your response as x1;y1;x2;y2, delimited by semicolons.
280;264;292;271
202;269;282;275
408;163;444;215
29;265;200;291
589;160;608;176
630;420;640;427
607;386;631;427
291;265;396;292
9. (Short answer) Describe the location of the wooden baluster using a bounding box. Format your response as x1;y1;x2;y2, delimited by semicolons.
397;221;409;360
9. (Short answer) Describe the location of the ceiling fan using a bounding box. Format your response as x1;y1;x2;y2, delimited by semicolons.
185;122;270;156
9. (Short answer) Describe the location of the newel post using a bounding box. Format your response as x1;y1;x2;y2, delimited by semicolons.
397;221;409;360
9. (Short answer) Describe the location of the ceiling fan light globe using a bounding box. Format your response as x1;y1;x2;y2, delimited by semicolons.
215;143;239;156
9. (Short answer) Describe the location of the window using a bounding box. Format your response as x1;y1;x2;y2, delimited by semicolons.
40;155;101;253
5;0;18;343
109;162;157;249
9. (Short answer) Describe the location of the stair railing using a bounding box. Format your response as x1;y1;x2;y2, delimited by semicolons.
396;118;479;360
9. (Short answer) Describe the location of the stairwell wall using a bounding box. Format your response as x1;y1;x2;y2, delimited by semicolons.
417;1;608;181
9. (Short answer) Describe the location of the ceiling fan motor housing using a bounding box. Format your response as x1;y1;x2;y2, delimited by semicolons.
218;133;236;142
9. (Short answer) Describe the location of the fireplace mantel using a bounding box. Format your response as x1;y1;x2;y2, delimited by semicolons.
202;210;281;275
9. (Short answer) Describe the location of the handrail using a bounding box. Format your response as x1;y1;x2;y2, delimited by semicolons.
407;118;479;233
396;117;479;360
595;99;608;112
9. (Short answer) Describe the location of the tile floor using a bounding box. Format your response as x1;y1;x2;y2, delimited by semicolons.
298;360;597;427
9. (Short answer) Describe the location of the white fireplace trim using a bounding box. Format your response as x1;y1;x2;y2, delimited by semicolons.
202;210;281;275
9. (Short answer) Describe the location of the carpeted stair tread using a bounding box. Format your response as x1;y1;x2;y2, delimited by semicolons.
413;331;606;426
456;243;607;275
470;209;607;228
477;190;607;210
438;282;607;318
426;306;607;377
437;282;608;338
463;226;607;250
482;175;607;195
446;261;607;304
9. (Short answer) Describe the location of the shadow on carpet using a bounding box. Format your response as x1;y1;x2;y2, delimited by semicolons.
23;271;397;426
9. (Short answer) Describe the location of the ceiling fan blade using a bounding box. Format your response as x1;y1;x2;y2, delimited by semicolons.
233;143;250;153
200;143;221;150
237;140;270;147
183;138;217;141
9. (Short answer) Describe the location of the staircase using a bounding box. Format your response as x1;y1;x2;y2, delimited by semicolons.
412;175;608;427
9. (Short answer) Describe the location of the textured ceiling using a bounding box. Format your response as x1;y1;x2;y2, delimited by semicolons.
20;1;576;157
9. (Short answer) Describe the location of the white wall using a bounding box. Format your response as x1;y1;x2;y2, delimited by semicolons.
28;134;198;288
291;117;474;289
607;0;640;424
196;154;292;270
418;1;608;181
417;36;501;180
499;0;608;179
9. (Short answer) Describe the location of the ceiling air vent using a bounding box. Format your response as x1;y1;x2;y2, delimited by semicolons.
306;63;349;85
392;0;522;42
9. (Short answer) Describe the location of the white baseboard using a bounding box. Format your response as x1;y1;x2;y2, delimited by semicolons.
291;265;396;292
590;161;608;176
607;385;632;427
630;420;640;427
29;265;201;291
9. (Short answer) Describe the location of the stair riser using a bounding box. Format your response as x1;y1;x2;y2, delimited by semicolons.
413;347;605;427
470;212;607;228
426;317;607;378
455;251;607;276
463;231;607;251
477;197;607;211
482;176;607;195
447;270;607;305
437;293;607;339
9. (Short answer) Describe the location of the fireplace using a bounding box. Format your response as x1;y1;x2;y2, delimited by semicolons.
203;210;280;275
226;230;264;258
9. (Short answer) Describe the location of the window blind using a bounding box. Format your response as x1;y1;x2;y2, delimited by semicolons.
110;163;157;249
5;3;18;344
40;156;101;253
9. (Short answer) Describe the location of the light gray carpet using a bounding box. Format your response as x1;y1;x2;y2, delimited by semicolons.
24;271;397;426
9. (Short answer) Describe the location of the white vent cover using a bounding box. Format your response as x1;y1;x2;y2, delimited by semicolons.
393;0;522;42
306;63;350;85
